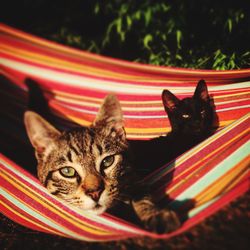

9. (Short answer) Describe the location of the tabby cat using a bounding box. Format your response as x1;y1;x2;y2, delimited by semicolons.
24;94;180;233
130;79;216;176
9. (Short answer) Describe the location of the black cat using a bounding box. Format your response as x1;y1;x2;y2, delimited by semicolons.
162;79;214;137
130;80;217;177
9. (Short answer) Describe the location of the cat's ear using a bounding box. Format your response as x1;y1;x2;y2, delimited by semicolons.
24;111;61;154
194;80;209;102
93;94;125;137
162;90;180;112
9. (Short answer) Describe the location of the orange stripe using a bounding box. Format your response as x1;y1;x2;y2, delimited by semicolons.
0;199;64;236
167;127;249;194
194;158;249;206
1;169;114;235
1;24;250;75
1;44;167;81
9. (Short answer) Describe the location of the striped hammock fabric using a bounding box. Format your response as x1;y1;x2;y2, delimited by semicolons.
0;23;250;241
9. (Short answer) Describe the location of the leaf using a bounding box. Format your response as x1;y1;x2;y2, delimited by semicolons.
227;19;233;33
228;59;235;69
126;16;132;30
94;3;100;15
176;30;182;49
143;34;153;50
134;11;141;20
176;54;183;60
102;20;116;47
144;8;152;26
116;18;122;34
161;3;171;12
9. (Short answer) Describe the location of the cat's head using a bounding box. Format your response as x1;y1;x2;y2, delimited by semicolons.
24;94;131;214
162;80;214;136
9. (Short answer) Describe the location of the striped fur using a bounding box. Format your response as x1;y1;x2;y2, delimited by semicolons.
24;94;180;233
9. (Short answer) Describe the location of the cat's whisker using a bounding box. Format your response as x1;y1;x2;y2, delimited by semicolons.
116;194;131;200
114;197;127;203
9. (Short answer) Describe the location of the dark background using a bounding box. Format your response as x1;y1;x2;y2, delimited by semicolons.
1;0;250;69
0;1;249;249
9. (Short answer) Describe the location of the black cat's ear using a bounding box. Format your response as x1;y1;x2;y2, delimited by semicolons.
162;90;180;112
194;80;210;102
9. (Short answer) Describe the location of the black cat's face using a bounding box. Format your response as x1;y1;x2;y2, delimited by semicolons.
167;97;213;135
162;80;214;136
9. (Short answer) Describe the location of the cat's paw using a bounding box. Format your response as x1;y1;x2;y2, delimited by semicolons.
143;209;181;234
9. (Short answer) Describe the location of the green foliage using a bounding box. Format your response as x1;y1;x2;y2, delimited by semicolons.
1;0;249;69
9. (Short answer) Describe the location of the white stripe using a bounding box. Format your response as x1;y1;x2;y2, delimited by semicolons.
57;101;250;119
188;196;219;217
216;105;250;112
1;58;250;94
172;141;250;203
0;188;92;241
0;160;144;234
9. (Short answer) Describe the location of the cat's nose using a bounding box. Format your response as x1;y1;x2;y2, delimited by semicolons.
85;187;104;202
83;174;104;201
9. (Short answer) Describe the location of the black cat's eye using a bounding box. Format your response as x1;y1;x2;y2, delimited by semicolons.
182;114;190;119
200;110;206;116
59;167;77;178
101;155;115;169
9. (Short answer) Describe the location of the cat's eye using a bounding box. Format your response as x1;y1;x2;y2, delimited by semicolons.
59;167;76;178
200;110;206;115
182;114;190;119
101;155;115;169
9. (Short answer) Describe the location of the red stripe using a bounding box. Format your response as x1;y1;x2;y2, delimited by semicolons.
177;176;249;235
0;194;64;235
0;198;56;235
144;176;250;240
0;154;40;183
1;23;250;79
2;35;195;81
0;163;143;236
1;64;250;103
146;116;249;184
160;133;249;198
0;177;130;240
2;47;250;84
1;51;177;86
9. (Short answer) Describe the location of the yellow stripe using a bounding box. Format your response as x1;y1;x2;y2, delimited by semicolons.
53;90;162;104
1;24;250;75
195;159;249;206
1;171;113;235
55;111;234;133
216;98;250;105
52;98;164;111
167;127;249;194
0;199;65;236
214;92;250;100
0;44;183;82
54;113;170;133
52;90;250;104
174;117;249;167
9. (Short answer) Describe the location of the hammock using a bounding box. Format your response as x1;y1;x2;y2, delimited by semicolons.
0;23;249;241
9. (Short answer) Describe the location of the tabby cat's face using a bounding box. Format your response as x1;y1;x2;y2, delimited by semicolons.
24;95;130;214
162;80;214;136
